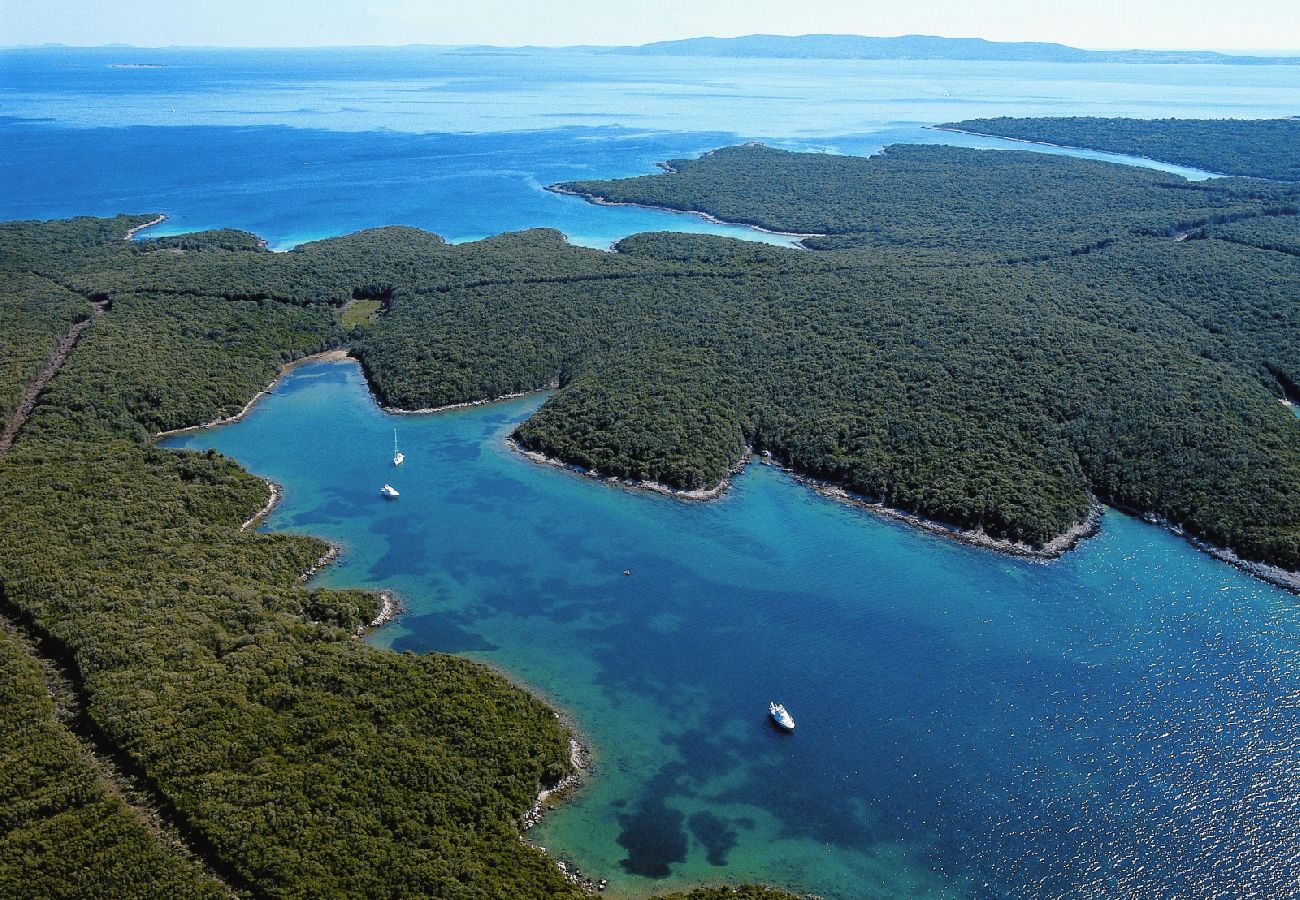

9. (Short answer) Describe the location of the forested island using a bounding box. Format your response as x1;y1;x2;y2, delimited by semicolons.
601;34;1300;65
1;121;1298;895
942;116;1300;181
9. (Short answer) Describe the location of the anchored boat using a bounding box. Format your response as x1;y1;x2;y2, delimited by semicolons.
380;483;400;499
769;702;795;731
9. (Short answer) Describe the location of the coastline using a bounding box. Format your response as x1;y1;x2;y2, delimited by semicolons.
789;466;1104;561
506;437;1297;589
1119;507;1300;595
787;460;1299;589
928;126;1225;179
508;436;748;502
141;342;1298;896
123;214;167;240
521;735;601;892
165;347;1300;594
522;737;589;831
508;437;1104;558
241;478;281;531
358;590;403;636
300;543;340;582
148;349;599;887
153;349;352;438
381;382;557;416
546;184;822;246
1191;538;1300;595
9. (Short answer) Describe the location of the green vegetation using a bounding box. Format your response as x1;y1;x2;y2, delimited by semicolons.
652;887;800;900
943;116;1300;181
136;229;267;254
340;297;383;329
0;623;227;899
1;124;1298;896
1205;214;1300;257
424;144;1299;566
0;274;90;424
554;143;1292;260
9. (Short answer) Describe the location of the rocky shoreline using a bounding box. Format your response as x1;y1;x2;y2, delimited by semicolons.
240;479;281;531
300;544;340;582
788;464;1105;561
522;737;607;892
123;214;167;240
356;590;403;637
507;440;1300;586
161;349;1298;594
1120;508;1300;595
381;382;557;416
508;437;749;502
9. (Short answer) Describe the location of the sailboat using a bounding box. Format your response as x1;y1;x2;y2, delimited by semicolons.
769;702;795;731
392;428;405;466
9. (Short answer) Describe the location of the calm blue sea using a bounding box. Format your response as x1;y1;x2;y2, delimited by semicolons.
5;47;1297;247
165;363;1300;899
14;45;1300;898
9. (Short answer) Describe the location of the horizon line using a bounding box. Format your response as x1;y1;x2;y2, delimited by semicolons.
2;33;1299;55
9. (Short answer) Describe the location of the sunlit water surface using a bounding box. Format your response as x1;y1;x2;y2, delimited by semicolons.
6;48;1298;248
164;362;1300;898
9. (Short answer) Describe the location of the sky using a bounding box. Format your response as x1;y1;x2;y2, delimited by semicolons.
1;0;1297;51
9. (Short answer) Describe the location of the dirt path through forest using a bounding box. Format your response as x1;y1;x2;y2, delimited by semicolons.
0;297;109;458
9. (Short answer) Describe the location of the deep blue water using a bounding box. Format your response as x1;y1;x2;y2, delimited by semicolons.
164;362;1300;899
17;46;1300;897
6;47;1296;248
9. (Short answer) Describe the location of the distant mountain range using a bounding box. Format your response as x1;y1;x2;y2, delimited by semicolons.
598;34;1298;65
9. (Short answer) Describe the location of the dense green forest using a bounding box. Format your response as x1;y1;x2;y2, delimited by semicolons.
0;623;228;898
1;126;1298;896
430;144;1299;566
0;274;89;425
554;143;1295;260
942;116;1300;181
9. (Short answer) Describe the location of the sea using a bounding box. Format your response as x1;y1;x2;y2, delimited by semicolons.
9;45;1300;899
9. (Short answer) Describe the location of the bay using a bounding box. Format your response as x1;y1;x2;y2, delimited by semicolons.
164;361;1300;898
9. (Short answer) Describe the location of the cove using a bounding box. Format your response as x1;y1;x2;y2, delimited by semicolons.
162;359;1300;899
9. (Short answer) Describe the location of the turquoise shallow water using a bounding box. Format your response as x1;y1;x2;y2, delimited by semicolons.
6;48;1296;248
164;361;1300;898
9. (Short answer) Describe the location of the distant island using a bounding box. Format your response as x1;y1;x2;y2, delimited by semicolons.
595;33;1300;65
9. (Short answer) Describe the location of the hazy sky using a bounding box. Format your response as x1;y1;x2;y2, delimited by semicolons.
2;0;1297;50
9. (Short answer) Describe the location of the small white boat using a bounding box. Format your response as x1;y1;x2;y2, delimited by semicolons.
380;484;400;499
769;702;795;731
392;429;405;466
